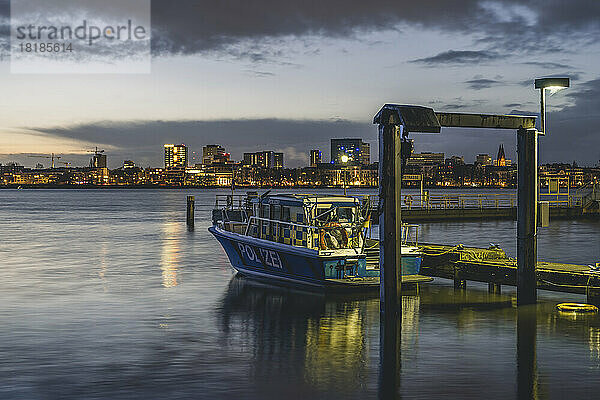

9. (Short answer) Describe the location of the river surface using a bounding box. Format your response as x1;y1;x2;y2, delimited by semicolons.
1;189;599;399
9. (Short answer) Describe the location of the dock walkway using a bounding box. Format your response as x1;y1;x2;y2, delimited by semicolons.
374;242;600;303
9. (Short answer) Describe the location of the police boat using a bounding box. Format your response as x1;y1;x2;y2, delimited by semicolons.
209;192;430;290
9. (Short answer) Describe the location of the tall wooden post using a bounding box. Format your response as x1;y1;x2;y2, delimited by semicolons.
517;128;538;305
379;124;402;316
187;195;195;231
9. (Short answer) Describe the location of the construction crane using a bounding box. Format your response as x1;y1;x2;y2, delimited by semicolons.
85;147;105;155
28;153;62;168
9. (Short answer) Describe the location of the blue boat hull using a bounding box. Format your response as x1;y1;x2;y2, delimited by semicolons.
209;226;422;290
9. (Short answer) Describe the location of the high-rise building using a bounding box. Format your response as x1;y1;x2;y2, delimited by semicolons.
273;153;284;169
90;153;107;169
164;144;188;169
202;144;227;164
310;150;322;167
331;138;370;165
476;154;492;166
243;151;284;168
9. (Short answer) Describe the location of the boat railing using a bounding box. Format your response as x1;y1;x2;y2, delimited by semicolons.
243;216;363;251
214;194;253;210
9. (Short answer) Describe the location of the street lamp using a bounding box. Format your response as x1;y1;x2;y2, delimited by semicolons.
534;77;570;135
341;155;350;196
515;77;570;305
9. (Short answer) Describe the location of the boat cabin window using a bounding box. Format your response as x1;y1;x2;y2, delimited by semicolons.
260;204;270;218
316;206;334;224
282;207;290;222
271;205;281;221
337;207;355;223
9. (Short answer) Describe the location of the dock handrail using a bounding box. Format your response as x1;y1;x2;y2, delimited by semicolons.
363;190;592;211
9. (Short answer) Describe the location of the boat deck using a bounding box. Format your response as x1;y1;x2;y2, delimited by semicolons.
326;275;433;289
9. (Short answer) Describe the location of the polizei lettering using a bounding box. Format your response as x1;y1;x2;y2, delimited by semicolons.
237;243;282;269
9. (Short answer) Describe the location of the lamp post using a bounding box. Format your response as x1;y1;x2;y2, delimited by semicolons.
535;77;570;135
341;155;349;196
516;77;569;305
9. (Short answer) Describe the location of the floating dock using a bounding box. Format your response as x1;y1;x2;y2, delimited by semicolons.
410;243;600;304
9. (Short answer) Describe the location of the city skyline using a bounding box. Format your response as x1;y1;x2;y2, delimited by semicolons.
1;1;599;168
7;139;596;171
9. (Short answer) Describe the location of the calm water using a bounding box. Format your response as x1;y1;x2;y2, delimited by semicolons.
1;189;599;399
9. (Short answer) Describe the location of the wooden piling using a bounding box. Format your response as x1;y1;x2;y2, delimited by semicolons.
187;195;195;230
517;128;538;305
379;123;402;316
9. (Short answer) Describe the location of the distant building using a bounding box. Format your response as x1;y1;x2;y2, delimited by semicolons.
202;144;230;165
446;156;465;165
273;153;283;169
331;138;370;165
164;144;188;169
476;154;492;166
90;153;107;169
310;150;322;167
495;144;507;166
123;160;135;169
407;152;445;166
243;151;284;168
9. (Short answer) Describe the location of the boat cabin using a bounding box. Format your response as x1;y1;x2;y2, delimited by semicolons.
215;193;367;252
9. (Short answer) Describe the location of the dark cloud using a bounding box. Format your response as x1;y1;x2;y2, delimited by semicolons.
540;78;600;165
465;78;503;90
15;119;376;168
521;61;573;69
148;0;600;58
2;1;598;60
503;103;523;108
410;50;501;66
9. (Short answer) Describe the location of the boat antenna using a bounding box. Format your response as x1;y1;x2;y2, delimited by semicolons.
231;163;235;197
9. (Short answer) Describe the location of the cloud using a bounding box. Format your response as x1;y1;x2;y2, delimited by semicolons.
16;119;375;168
539;77;600;164
148;0;600;59
464;77;503;90
521;61;573;69
2;1;598;61
410;50;501;66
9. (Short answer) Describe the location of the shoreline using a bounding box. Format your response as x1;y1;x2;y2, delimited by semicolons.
0;184;519;190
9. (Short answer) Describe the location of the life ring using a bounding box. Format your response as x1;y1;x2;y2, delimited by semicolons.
319;229;327;250
556;303;599;313
319;222;349;249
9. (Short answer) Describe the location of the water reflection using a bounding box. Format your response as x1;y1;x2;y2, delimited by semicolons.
217;275;600;398
160;221;181;288
98;242;108;292
517;306;538;400
589;327;600;363
219;276;378;396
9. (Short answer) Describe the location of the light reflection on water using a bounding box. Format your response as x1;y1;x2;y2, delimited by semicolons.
0;188;599;399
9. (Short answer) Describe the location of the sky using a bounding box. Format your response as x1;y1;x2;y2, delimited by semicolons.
0;0;599;168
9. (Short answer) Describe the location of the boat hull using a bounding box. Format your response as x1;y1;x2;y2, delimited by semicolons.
209;226;424;290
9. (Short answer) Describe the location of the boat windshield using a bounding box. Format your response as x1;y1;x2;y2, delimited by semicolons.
315;204;356;225
336;206;354;223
